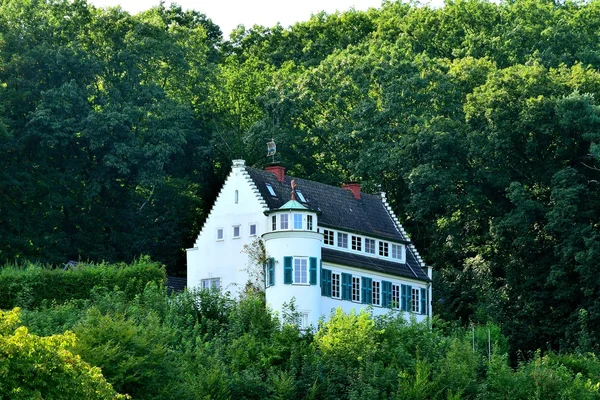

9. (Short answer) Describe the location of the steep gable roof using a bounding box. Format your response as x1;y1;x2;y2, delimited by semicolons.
246;167;406;242
246;166;429;281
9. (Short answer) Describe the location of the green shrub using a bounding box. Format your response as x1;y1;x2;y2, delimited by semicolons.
0;256;165;309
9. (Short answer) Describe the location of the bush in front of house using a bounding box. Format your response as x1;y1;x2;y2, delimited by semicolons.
0;256;165;309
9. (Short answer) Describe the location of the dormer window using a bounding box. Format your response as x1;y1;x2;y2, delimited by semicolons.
266;183;277;197
296;190;306;203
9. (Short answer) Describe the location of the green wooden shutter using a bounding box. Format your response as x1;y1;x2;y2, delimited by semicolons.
321;268;332;297
341;273;351;300
401;284;407;311
268;258;275;287
407;285;413;311
284;257;293;284
309;257;317;285
319;260;322;288
382;281;392;308
361;277;372;304
421;288;427;315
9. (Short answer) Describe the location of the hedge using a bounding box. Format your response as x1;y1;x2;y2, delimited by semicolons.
0;256;166;309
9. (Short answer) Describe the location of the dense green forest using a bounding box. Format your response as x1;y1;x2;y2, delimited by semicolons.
1;0;600;357
3;261;600;399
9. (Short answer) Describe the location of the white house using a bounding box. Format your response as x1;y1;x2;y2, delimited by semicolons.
187;159;432;328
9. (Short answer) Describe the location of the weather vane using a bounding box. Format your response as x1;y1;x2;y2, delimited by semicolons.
266;138;276;163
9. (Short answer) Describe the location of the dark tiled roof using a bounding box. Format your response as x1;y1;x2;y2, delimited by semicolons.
246;167;407;242
322;248;430;281
166;276;187;293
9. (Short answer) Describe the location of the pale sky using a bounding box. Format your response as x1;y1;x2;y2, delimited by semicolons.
89;0;387;38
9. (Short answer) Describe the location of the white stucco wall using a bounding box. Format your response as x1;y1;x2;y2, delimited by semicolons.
187;160;268;294
263;230;323;328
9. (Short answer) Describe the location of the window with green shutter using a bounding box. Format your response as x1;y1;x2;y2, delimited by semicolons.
283;256;293;284
309;257;317;285
341;273;352;300
401;284;408;311
268;258;275;287
361;277;372;304
321;268;332;297
382;281;392;308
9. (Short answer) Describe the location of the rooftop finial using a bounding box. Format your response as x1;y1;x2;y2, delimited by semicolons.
267;139;276;163
290;180;296;201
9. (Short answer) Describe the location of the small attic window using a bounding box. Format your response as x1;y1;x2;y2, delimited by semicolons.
265;183;277;197
296;190;306;203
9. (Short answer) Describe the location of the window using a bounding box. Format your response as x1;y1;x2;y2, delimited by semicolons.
250;224;257;236
293;214;302;229
216;228;224;241
201;278;221;290
331;272;341;298
412;288;420;313
294;258;308;284
392;244;404;260
280;214;288;229
266;183;277;197
272;216;276;231
379;241;389;257
233;225;240;238
372;281;381;306
352;236;362;251
352;277;361;302
266;258;275;287
337;232;348;248
365;238;375;254
324;230;334;245
392;284;400;309
296;190;307;203
234;190;239;204
299;312;309;330
307;215;313;231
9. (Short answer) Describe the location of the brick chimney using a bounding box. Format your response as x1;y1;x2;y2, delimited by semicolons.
342;182;361;200
265;163;285;182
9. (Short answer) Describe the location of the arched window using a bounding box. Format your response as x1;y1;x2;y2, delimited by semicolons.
235;190;239;204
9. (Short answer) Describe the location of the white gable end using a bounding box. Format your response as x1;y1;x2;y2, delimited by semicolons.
187;160;268;294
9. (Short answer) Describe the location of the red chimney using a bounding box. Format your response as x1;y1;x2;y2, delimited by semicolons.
342;183;361;200
265;164;285;182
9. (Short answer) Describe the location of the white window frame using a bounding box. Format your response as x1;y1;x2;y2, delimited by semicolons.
294;258;308;284
351;235;362;251
216;228;224;241
272;216;277;231
201;278;221;290
379;241;389;257
352;276;361;302
337;232;348;249
324;229;334;245
331;272;341;299
249;223;257;236
293;214;302;229
372;280;381;306
307;215;313;231
412;287;420;313
392;284;400;309
280;214;289;230
391;243;405;261
365;238;375;254
232;225;241;239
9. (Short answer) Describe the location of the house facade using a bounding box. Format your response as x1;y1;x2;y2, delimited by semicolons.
187;159;432;328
